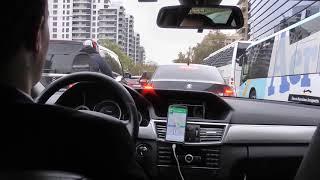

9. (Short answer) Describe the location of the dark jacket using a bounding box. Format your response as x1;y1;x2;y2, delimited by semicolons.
0;85;148;180
80;46;113;77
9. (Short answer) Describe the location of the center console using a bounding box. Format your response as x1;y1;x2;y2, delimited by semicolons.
157;142;221;171
136;90;232;180
147;119;228;180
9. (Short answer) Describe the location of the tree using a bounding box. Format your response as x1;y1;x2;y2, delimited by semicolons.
98;39;157;76
173;47;193;63
173;31;228;64
98;39;134;72
128;63;157;76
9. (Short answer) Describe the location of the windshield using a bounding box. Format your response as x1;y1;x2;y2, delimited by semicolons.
44;0;320;105
152;64;224;83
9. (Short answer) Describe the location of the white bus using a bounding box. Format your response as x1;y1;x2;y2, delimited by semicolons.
203;41;251;96
238;12;320;105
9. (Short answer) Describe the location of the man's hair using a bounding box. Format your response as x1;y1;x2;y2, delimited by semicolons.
2;0;46;61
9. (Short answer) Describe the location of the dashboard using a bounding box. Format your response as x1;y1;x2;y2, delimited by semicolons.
54;83;320;180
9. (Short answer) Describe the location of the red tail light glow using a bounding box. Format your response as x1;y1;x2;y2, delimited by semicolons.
141;83;155;95
143;84;154;90
210;85;235;97
223;86;235;97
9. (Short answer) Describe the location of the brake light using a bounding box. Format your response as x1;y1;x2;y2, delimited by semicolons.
143;84;154;90
141;83;155;95
179;66;199;70
210;85;234;97
223;87;235;97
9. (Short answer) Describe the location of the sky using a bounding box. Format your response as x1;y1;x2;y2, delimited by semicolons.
112;0;238;65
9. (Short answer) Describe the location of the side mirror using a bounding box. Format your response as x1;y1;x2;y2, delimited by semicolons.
157;5;244;30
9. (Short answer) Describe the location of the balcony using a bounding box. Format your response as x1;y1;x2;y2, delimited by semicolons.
73;4;91;10
98;17;117;22
73;10;90;16
99;10;117;15
98;35;116;40
98;23;116;27
73;23;90;27
73;16;90;21
73;0;91;3
72;34;90;39
72;27;90;33
99;29;116;33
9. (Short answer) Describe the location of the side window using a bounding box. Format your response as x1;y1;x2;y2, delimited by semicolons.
294;39;319;74
289;16;320;74
249;38;275;79
206;47;234;67
290;15;320;45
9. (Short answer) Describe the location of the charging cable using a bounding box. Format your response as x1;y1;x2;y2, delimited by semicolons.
172;144;185;180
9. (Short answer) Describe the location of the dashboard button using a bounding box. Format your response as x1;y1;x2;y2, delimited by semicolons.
185;154;194;163
136;144;149;157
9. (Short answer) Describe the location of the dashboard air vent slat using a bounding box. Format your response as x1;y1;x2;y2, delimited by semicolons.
199;125;225;142
158;145;173;165
202;148;220;168
155;122;166;139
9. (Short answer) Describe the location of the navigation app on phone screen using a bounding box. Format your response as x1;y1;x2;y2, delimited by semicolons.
165;105;187;143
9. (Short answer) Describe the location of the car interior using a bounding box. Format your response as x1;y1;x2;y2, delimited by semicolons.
13;0;320;180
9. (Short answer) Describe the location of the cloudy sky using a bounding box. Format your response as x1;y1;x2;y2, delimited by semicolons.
112;0;238;64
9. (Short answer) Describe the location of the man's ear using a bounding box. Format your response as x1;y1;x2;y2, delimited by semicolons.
34;17;45;54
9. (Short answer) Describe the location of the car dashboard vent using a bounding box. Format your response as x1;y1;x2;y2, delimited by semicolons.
157;143;221;170
155;121;166;139
199;125;225;142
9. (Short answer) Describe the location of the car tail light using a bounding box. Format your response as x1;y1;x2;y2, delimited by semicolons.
139;79;148;86
210;85;234;97
143;84;154;90
223;86;235;97
141;83;155;95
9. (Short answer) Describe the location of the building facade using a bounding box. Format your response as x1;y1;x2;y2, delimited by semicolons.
237;0;249;40
48;0;73;40
248;0;320;40
134;34;146;64
48;0;145;64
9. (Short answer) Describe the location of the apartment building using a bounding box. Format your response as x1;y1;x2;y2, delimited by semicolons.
48;0;145;63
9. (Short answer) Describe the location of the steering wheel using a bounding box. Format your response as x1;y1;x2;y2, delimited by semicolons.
36;72;139;139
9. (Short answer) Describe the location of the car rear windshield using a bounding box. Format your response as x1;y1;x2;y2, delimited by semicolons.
152;64;224;83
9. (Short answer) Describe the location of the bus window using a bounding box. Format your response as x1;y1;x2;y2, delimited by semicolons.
240;53;249;84
206;47;235;67
248;38;274;79
289;15;320;45
294;39;319;74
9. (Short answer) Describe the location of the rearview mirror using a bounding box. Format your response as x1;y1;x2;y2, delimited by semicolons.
157;5;244;30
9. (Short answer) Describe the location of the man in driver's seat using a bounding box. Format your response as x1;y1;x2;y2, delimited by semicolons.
0;0;147;179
